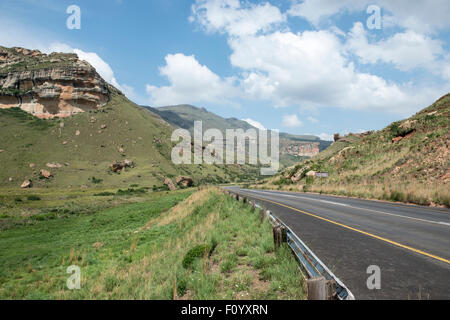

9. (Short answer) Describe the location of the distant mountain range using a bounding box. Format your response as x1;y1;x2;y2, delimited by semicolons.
145;104;332;167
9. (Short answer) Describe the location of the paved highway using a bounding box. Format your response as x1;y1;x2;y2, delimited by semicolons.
226;187;450;299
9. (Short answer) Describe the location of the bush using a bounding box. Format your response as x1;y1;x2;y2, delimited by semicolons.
90;177;103;184
182;242;216;269
27;195;41;201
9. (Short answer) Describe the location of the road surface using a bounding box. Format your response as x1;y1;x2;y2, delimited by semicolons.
226;187;450;299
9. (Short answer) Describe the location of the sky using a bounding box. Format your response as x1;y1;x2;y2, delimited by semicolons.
1;0;449;140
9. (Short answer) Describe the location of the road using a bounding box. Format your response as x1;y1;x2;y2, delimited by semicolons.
226;187;450;300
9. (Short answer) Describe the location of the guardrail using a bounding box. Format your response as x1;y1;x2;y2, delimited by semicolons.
224;189;355;300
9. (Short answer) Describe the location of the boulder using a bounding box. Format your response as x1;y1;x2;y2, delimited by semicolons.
75;130;80;136
306;170;316;177
100;124;107;129
46;162;62;168
21;180;32;188
40;169;52;179
164;178;176;191
176;176;194;188
110;159;134;172
29;163;36;168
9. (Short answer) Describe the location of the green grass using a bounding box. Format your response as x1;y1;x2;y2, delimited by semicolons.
0;188;305;300
0;94;260;190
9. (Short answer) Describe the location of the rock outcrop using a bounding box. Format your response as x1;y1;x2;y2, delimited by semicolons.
176;176;194;188
110;159;134;173
0;46;113;119
164;178;176;191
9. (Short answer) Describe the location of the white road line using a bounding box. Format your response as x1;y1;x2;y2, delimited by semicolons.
240;189;449;227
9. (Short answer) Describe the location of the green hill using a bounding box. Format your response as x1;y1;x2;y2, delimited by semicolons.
0;47;260;190
258;94;450;207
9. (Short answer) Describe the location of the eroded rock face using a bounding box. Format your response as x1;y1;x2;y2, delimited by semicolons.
0;46;112;119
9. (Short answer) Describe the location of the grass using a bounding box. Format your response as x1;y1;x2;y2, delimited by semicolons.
0;94;260;190
0;188;306;300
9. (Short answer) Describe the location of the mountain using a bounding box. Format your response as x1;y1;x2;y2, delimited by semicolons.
0;46;259;189
259;94;450;207
146;104;332;167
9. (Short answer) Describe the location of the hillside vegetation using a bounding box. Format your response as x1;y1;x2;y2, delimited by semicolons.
147;104;332;168
0;93;259;190
257;94;450;207
0;188;305;299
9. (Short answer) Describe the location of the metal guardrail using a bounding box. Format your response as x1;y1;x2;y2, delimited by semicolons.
269;212;354;300
227;190;355;300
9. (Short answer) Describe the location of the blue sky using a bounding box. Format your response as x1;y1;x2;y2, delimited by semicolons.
1;0;449;140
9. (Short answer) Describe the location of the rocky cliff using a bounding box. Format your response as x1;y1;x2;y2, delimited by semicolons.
0;46;112;119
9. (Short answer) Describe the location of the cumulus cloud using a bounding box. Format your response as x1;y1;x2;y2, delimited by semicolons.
190;0;286;36
146;53;240;106
188;0;448;116
347;22;446;73
242;118;266;130
288;0;450;33
318;133;334;141
282;114;302;128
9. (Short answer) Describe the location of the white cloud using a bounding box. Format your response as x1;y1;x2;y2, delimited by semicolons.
242;118;266;130
229;29;440;114
146;53;240;106
282;114;302;128
190;0;285;37
347;22;446;72
307;116;318;123
318;133;334;141
288;0;450;33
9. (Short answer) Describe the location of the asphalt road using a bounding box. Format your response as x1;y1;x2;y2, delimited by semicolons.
226;187;450;300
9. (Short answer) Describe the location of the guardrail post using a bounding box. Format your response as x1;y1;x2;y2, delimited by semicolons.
251;200;255;211
273;225;287;250
307;277;326;300
326;280;337;300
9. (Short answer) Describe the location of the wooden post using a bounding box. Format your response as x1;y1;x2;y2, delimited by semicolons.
326;280;337;300
251;200;255;211
307;277;326;300
243;197;247;204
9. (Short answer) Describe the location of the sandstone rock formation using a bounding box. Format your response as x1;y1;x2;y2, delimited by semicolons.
40;169;52;179
21;180;32;188
0;46;115;119
176;176;194;188
164;178;176;191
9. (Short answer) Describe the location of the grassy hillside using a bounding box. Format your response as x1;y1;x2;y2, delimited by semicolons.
257;94;450;207
0;188;305;299
0;93;260;190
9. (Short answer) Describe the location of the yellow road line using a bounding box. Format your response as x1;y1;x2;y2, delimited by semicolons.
245;193;450;265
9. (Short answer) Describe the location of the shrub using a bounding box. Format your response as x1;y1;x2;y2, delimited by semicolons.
90;177;103;184
182;242;216;269
27;195;41;201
